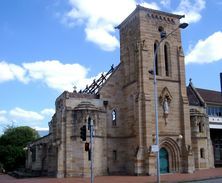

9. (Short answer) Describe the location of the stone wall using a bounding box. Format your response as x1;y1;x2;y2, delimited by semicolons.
100;64;138;175
190;107;214;169
26;134;55;176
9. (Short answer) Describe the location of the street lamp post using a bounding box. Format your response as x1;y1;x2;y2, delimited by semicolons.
152;23;188;183
90;119;94;183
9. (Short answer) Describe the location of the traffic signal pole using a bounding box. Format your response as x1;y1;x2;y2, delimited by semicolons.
89;119;94;183
80;118;94;183
80;125;86;141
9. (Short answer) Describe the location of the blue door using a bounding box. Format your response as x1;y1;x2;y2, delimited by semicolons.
160;148;169;173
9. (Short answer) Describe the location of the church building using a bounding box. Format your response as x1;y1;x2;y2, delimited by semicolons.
26;5;216;177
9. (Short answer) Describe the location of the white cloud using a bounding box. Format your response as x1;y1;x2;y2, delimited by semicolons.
140;2;160;10
64;0;160;51
62;0;205;51
23;60;93;91
9;64;29;83
174;0;205;24
0;61;28;83
185;31;222;64
41;108;55;116
0;110;8;123
0;62;14;82
160;0;171;7
33;126;49;131
0;108;53;134
9;107;44;121
0;60;97;92
0;110;7;115
85;26;119;51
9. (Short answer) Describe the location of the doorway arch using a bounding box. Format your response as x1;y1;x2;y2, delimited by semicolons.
160;137;181;173
159;148;169;173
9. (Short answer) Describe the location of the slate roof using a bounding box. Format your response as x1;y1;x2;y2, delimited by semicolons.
187;84;205;107
187;82;222;106
196;88;222;105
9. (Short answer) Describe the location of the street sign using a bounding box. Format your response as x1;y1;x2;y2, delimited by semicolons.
151;145;159;153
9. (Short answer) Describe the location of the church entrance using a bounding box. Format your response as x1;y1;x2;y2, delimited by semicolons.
159;148;169;173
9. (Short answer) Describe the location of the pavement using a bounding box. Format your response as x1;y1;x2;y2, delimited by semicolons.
0;168;222;183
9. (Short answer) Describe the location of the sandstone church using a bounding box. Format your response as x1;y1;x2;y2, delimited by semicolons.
26;5;217;177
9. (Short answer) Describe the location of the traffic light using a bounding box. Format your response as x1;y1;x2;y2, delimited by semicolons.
80;125;86;141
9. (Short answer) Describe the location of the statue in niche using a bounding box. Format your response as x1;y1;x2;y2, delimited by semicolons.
162;97;169;123
159;87;172;122
163;98;169;115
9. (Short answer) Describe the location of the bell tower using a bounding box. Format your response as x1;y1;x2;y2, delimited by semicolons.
117;5;194;174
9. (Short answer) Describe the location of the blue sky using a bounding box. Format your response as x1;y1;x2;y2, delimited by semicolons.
0;0;222;134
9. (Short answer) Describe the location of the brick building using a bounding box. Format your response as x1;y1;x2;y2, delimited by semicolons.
26;6;216;177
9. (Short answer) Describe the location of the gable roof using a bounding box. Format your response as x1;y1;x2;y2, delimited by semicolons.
187;83;205;107
196;88;222;105
187;80;222;106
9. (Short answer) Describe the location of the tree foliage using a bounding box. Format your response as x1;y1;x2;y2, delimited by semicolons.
0;126;39;171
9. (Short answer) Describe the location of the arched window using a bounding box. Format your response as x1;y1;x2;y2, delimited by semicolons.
112;110;116;126
164;43;170;76
154;42;159;75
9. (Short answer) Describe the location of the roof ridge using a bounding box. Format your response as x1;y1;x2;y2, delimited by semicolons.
187;83;206;107
196;87;221;93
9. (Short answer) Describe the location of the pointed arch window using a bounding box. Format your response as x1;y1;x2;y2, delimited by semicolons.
154;42;159;75
164;43;170;76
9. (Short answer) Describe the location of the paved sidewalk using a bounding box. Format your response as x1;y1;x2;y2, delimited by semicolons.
0;168;222;183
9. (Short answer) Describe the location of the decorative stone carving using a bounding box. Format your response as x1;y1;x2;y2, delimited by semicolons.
186;145;193;155
178;46;184;56
159;87;173;104
159;87;172;119
163;98;169;115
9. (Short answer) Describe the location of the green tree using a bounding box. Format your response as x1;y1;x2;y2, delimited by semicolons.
0;126;39;171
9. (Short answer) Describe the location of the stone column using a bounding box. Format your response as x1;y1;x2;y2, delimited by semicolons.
65;109;74;177
178;46;194;173
57;107;66;178
134;41;145;175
